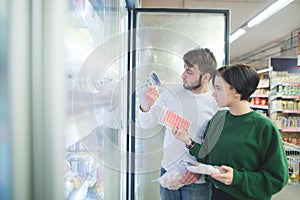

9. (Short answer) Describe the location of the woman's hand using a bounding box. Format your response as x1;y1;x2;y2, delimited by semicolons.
210;165;233;185
172;128;191;145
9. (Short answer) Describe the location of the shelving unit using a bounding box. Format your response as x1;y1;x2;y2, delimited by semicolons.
64;129;104;200
266;57;300;184
269;70;300;146
250;72;270;117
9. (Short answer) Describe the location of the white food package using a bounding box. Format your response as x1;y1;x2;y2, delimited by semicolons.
154;165;187;190
180;160;225;175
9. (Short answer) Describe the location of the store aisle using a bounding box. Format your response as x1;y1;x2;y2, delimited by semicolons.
272;183;300;199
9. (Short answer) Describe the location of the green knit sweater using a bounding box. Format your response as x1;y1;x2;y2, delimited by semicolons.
190;110;289;200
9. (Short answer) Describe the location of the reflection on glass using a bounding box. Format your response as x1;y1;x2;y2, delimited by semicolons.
137;12;226;69
64;0;127;199
134;10;228;199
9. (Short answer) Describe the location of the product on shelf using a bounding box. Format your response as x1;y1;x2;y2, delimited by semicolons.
249;72;270;114
269;70;300;140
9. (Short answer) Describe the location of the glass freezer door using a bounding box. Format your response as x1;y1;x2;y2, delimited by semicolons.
64;0;128;199
131;8;229;200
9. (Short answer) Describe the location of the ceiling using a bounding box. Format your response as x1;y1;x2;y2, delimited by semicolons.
140;0;300;69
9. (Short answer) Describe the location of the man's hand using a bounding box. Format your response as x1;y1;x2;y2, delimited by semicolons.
140;86;159;112
181;170;201;185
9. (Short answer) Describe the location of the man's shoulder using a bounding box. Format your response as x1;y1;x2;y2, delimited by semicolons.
160;84;184;96
163;84;182;91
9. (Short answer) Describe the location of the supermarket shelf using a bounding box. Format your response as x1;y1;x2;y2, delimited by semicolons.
257;84;269;89
282;110;300;114
250;104;268;110
283;141;300;152
280;128;300;133
270;82;281;90
282;83;300;86
281;96;300;100
250;94;269;98
270;94;300;100
67;178;89;200
270;82;300;89
65;161;102;200
271;109;300;114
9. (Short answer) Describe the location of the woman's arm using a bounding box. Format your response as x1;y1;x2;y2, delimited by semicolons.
211;124;289;199
172;128;203;162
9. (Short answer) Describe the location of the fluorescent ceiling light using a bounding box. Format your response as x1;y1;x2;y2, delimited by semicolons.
247;0;294;28
230;28;246;43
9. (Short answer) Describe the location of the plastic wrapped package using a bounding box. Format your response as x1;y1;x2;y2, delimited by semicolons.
154;165;187;190
180;160;225;175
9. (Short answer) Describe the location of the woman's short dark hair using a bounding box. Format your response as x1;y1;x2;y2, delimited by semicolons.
183;47;217;77
213;63;260;101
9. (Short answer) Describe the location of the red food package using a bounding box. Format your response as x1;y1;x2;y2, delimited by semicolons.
158;108;191;130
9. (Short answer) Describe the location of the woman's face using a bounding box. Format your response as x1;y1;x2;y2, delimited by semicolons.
212;75;236;107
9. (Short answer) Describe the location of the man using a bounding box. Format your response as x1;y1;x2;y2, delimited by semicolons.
139;48;219;200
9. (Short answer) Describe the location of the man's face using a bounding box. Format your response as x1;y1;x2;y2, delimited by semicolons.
181;64;202;91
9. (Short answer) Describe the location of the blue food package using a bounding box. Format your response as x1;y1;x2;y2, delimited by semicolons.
148;71;161;87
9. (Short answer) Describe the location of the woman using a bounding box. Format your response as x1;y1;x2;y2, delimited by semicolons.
173;63;289;200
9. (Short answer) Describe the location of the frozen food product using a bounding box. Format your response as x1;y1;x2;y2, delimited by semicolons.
160;171;184;190
148;71;161;87
185;165;224;175
180;160;224;175
154;165;186;190
158;107;191;130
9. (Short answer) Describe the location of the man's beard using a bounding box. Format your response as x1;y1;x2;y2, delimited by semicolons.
183;79;202;91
